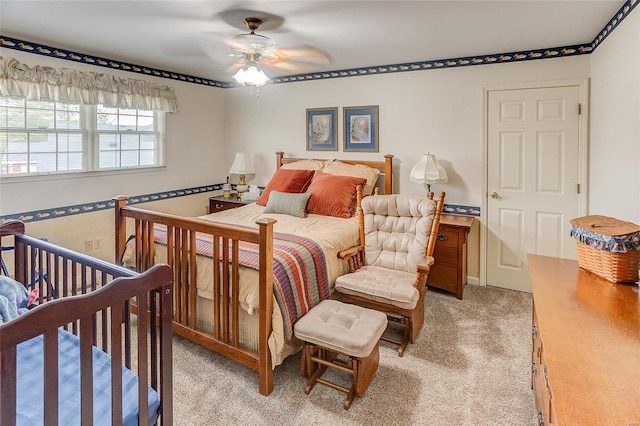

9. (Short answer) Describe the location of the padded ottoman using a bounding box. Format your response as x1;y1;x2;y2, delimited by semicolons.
294;299;387;409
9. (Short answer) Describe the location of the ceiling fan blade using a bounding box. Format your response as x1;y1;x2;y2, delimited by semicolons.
262;45;332;73
264;59;325;75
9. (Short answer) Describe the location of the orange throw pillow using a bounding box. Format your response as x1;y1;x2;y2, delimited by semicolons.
306;171;367;218
256;169;316;206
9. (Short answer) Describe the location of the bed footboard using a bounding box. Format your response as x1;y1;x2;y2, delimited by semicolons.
0;220;173;425
114;196;277;396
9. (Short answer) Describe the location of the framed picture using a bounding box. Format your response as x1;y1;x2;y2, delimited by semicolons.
343;105;379;152
306;107;338;151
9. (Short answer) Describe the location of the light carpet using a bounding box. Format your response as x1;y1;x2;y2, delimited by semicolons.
171;284;537;425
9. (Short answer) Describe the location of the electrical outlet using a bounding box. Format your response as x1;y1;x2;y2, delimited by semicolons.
84;240;93;252
94;238;102;250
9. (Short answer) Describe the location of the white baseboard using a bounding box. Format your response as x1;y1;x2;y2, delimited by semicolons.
467;276;481;286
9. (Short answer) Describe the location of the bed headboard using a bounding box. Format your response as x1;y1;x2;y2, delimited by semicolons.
275;152;394;194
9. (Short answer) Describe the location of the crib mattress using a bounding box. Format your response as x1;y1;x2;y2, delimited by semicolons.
15;328;160;426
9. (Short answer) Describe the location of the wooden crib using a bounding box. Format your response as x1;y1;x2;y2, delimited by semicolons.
0;220;173;425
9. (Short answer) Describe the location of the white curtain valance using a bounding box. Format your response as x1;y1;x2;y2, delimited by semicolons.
0;56;179;112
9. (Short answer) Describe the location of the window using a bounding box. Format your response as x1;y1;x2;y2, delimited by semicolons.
0;98;164;178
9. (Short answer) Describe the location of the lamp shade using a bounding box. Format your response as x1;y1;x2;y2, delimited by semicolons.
229;152;255;176
410;153;448;186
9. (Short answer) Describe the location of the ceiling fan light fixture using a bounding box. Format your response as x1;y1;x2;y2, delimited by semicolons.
232;61;270;87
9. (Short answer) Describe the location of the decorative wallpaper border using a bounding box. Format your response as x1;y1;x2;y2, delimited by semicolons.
443;204;480;217
591;0;638;50
0;184;480;224
0;36;233;88
0;0;636;87
0;184;222;224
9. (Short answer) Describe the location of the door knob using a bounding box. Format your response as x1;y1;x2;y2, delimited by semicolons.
490;192;500;199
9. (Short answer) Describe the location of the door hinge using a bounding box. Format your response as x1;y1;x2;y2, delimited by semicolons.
578;103;582;115
577;183;581;194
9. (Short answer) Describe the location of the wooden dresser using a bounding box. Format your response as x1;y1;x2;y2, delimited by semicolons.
528;254;640;425
427;214;474;299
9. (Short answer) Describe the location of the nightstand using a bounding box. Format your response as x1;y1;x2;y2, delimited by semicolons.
427;214;474;300
209;194;253;213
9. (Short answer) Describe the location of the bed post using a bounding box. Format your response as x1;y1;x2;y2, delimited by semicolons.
355;186;365;246
256;217;276;396
113;196;128;266
276;151;284;170
384;154;393;194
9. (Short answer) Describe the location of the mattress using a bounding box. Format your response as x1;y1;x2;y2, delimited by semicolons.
16;328;160;426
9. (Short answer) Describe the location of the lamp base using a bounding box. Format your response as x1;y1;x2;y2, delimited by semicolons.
236;174;248;194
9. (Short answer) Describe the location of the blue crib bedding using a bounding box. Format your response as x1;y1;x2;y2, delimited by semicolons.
16;328;160;426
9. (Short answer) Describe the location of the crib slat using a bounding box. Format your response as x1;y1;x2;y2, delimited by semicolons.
0;347;18;425
137;292;149;426
111;303;124;425
43;328;59;426
160;282;174;425
150;291;158;390
80;318;94;425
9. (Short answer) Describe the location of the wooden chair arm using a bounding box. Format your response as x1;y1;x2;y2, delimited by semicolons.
338;245;364;260
415;256;435;294
417;256;435;274
338;245;365;273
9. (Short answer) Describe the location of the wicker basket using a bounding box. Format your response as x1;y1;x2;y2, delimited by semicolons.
570;215;640;283
575;241;640;283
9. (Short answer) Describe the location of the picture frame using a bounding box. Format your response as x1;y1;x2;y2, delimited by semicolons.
343;105;379;152
306;107;338;151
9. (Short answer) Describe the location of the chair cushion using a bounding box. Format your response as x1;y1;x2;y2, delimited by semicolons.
335;265;419;310
362;194;436;273
294;299;387;358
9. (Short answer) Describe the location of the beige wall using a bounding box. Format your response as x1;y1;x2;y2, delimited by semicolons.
589;10;640;223
223;56;592;280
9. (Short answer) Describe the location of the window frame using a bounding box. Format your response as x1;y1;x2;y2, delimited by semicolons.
0;98;165;180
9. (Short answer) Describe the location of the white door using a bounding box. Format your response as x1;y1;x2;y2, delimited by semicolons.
486;85;582;292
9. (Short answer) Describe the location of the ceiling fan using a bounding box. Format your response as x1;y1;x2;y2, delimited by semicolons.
223;16;331;86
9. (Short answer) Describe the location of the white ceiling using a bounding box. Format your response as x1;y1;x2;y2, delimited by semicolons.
0;1;626;83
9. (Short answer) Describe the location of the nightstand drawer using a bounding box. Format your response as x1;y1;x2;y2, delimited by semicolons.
210;200;238;212
209;194;252;213
435;226;459;247
433;245;458;266
427;263;458;293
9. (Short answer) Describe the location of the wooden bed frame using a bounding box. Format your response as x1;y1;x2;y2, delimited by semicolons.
0;220;173;425
113;152;394;396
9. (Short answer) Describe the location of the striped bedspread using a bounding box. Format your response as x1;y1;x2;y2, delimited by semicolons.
153;226;330;341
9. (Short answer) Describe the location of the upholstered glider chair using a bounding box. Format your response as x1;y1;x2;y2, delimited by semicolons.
335;191;445;356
